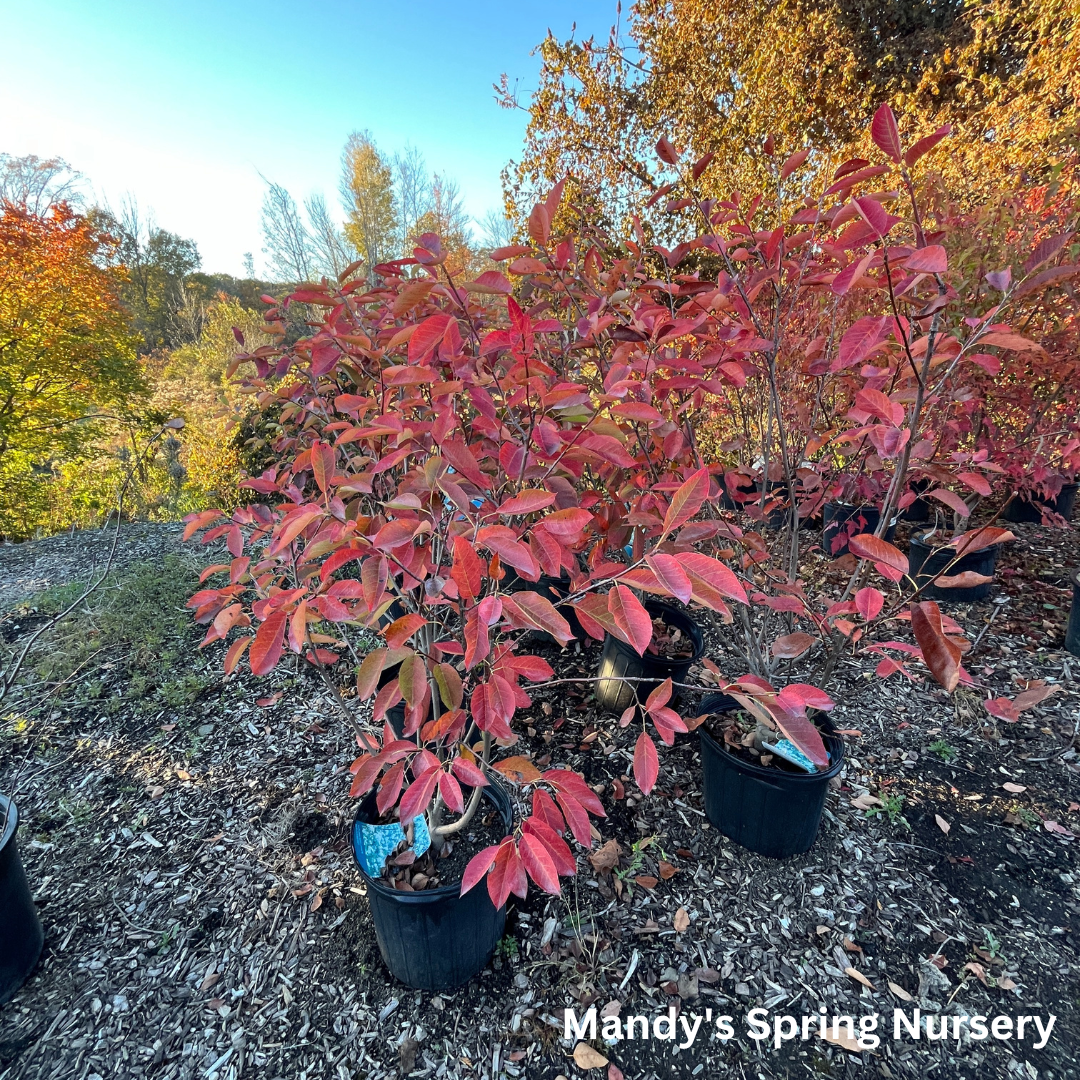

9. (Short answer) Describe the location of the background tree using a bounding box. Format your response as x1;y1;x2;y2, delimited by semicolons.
0;154;85;215
340;130;397;269
504;0;1079;227
0;203;143;536
260;180;314;283
91;200;202;352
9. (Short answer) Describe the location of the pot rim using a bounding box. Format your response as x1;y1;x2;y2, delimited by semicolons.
698;713;846;784
1072;568;1080;590
351;781;513;904
0;793;17;853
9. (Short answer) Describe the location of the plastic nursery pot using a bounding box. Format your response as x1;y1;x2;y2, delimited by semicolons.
898;480;932;524
0;794;44;1005
1066;570;1080;659
1002;483;1078;524
821;503;896;559
351;781;512;991
697;694;845;859
594;600;705;714
908;535;1000;603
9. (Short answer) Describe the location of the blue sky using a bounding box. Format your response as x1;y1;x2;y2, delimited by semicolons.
0;0;616;276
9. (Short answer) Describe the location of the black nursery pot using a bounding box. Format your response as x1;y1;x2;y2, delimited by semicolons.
1066;570;1080;658
0;795;44;1005
899;480;932;523
821;503;896;558
908;535;999;602
697;694;845;859
594;601;704;713
1003;483;1078;524
351;782;512;991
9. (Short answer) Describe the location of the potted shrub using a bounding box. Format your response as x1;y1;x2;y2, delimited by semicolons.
1002;475;1078;524
0;794;44;1004
594;105;1078;855
184;225;744;986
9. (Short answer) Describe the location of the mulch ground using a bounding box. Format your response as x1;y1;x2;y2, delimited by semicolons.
0;519;1078;1080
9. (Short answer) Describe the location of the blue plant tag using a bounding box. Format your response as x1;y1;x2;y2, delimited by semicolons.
353;815;431;877
761;739;822;774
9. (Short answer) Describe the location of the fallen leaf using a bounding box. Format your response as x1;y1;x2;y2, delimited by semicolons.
935;814;951;834
176;770;191;781
963;961;988;986
674;907;690;933
834;728;863;737
842;937;863;953
587;838;622;872
572;1042;609;1070
608;1065;625;1080
695;967;721;984
816;925;831;935
146;786;165;800
635;875;658;890
1069;802;1079;812
1002;782;1027;794
845;966;875;989
600;1000;621;1018
997;976;1018;991
199;971;220;992
851;793;883;810
658;861;678;880
1043;820;1076;837
888;981;914;1002
820;1028;862;1052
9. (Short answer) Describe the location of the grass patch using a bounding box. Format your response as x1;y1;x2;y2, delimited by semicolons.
10;555;207;711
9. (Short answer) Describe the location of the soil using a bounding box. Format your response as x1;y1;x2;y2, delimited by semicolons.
0;517;1078;1080
645;616;695;659
700;710;822;773
378;804;507;892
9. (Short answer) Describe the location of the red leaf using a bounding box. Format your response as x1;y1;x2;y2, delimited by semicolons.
847;533;907;574
438;771;464;814
769;703;830;768
645;677;673;712
399;766;440;821
910;601;961;692
656;136;680;164
871;104;902;162
855;587;884;621
834;315;891;371
498;490;557;515
644;553;692;604
608;585;653;656
662;467;710;535
1024;230;1074;274
904;245;947;274
452;536;484;601
502;591;574;645
487;841;527;908
519;832;562;895
460;844;502;896
223;636;252;675
408;313;454;362
956;471;992;497
675;552;748;604
250;611;287;676
633;732;659;795
926;488;970;518
950;526;1014;556
780;147;810;181
451;755;489;788
771;633;816;658
311;440;335;494
904;125;951;166
384;613;426;648
522;817;575;875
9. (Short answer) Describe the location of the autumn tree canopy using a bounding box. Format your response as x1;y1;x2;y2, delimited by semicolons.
0;202;143;535
504;0;1079;228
